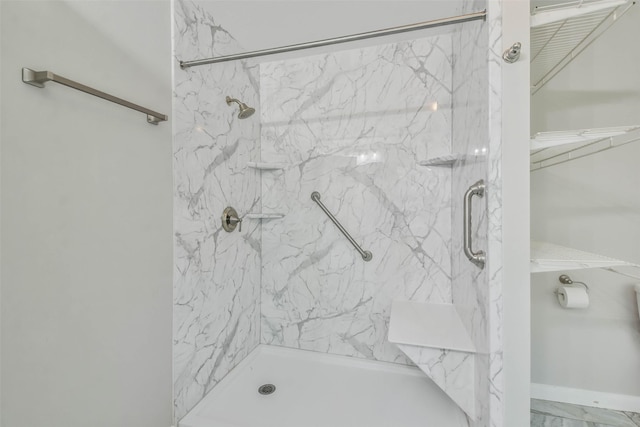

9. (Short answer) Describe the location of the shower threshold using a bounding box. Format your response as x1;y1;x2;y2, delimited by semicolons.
179;345;469;427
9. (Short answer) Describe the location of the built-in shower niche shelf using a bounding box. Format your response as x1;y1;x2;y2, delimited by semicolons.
531;241;638;273
247;162;287;171
418;154;478;167
388;301;476;420
244;213;284;220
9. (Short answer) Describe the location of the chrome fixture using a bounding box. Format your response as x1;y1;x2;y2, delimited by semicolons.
226;96;255;119
180;10;486;68
311;191;372;262
21;68;168;124
558;274;589;291
502;42;522;63
222;207;242;232
258;384;276;395
463;180;486;269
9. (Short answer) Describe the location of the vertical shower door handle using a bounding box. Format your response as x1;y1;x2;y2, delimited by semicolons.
463;180;486;269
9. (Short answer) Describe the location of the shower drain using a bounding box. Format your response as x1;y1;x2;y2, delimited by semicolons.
258;384;276;395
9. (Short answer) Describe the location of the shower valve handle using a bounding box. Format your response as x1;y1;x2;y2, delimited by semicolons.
229;216;242;232
222;207;242;233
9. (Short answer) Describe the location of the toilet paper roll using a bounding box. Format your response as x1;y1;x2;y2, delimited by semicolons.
557;286;589;308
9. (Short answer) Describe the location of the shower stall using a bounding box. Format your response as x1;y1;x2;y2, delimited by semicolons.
172;1;529;426
9;0;638;425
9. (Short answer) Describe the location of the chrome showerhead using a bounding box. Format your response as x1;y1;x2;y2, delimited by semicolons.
226;96;255;119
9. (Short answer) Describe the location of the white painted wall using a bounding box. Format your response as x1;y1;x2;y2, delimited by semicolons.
531;3;640;404
500;1;531;423
0;2;173;426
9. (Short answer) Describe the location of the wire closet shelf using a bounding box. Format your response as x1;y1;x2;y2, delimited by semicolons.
529;0;637;169
530;0;635;94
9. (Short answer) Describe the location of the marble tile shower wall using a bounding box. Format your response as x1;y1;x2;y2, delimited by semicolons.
451;1;504;426
173;0;261;420
451;14;491;423
486;2;505;426
259;35;454;364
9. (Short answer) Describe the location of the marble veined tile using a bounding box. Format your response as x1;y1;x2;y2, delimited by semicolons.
624;412;640;426
259;34;454;364
173;0;261;420
530;414;619;427
531;400;640;427
451;8;493;426
398;343;476;420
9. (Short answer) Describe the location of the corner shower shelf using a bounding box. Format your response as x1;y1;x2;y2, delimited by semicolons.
418;155;459;167
247;162;286;171
530;126;640;170
530;241;637;273
244;213;285;220
388;301;476;420
531;0;634;94
418;154;479;167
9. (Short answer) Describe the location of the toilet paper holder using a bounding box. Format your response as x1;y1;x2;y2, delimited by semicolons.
554;274;589;294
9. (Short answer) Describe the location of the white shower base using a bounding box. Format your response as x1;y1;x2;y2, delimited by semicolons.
179;345;469;427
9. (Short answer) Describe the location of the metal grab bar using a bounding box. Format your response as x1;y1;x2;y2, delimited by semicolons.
463;180;486;269
22;68;168;125
311;192;372;262
180;10;486;69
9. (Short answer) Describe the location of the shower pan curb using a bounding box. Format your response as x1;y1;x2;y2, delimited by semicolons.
178;345;469;427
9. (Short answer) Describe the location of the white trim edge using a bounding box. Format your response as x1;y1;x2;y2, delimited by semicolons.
531;383;640;413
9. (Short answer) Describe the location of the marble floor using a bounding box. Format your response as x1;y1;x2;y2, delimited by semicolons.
531;399;640;427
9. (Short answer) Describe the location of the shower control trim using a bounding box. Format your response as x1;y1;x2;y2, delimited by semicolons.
222;207;242;233
463;180;486;269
